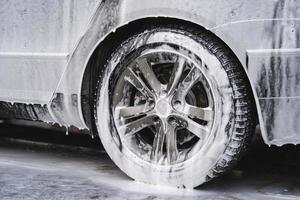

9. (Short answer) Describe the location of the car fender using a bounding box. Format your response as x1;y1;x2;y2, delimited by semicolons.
53;0;282;145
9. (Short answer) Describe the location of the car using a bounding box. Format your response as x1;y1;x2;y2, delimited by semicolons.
0;0;299;188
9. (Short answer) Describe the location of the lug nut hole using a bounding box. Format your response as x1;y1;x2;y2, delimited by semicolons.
149;100;155;107
174;100;182;106
168;117;177;125
153;116;160;123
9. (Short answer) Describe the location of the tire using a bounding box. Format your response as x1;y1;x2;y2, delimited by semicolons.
94;24;255;188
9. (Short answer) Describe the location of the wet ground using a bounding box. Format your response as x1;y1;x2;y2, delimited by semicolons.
1;122;300;200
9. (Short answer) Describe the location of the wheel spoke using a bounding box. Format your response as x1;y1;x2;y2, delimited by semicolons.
116;104;148;119
176;115;209;139
136;58;162;92
187;119;209;139
150;120;165;163
124;68;154;98
176;66;201;99
167;57;186;94
183;105;213;121
165;122;178;164
119;115;154;137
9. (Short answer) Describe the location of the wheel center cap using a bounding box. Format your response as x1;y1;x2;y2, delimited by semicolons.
155;98;171;117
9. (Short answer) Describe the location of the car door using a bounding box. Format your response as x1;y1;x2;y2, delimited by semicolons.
0;0;98;104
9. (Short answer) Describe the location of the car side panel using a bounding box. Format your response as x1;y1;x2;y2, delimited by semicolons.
0;0;99;103
212;0;300;145
1;0;300;145
53;0;299;145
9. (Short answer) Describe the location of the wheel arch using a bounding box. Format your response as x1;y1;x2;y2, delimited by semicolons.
49;0;267;143
79;17;266;143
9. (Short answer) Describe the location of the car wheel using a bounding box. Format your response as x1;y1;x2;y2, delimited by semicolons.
94;25;255;188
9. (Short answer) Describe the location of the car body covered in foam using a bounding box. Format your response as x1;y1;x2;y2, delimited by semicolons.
0;0;299;146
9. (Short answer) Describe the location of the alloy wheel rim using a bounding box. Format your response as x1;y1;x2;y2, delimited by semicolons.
111;50;215;166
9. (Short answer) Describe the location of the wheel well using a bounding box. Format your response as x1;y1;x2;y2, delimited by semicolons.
81;17;258;135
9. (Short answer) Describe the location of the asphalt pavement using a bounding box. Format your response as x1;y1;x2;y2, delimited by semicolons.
1;122;300;200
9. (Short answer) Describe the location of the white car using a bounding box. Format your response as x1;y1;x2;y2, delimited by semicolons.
0;0;299;188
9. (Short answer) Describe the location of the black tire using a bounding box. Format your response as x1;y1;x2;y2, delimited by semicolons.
94;24;255;188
